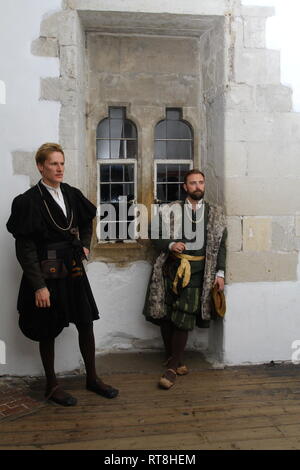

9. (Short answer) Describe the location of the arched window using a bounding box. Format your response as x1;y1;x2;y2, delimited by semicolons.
154;108;193;203
97;107;137;241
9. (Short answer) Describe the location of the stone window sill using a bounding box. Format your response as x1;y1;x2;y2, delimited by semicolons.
90;239;155;265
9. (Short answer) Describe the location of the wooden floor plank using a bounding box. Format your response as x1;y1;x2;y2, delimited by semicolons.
2;363;300;450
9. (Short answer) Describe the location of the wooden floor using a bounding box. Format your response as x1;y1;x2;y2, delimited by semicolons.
2;357;300;450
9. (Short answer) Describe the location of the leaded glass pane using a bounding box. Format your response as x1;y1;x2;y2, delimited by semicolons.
100;184;110;202
157;164;167;182
96;118;109;138
111;164;123;182
157;184;166;202
97;140;110;159
155;121;166;139
109;107;124;119
167;164;180;182
124;121;137;139
167;184;180;201
124;183;134;200
100;165;110;182
166;141;191;159
167;121;192;140
111;184;123;202
124;164;134;182
154;141;166;158
156;163;191;203
126;140;137;159
110;119;124;139
166;109;181;120
111;140;124;159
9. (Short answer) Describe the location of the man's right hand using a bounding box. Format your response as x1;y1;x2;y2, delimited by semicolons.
170;242;186;254
35;287;51;308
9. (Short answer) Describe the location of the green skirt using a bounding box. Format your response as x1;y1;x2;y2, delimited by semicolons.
163;277;209;331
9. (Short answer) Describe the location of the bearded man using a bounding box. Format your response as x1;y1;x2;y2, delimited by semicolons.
144;169;227;389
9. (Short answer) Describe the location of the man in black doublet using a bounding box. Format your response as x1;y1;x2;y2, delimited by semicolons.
7;143;118;405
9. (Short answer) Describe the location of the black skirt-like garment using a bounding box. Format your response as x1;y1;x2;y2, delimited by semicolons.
17;242;100;341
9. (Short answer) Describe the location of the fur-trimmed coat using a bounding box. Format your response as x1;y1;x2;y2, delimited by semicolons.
144;201;227;322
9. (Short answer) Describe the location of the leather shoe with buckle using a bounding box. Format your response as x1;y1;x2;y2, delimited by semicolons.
45;385;77;407
86;380;119;399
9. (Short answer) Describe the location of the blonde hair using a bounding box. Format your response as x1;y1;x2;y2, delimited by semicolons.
35;143;64;165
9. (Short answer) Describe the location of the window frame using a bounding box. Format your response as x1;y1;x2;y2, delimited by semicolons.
154;159;193;204
96;158;138;244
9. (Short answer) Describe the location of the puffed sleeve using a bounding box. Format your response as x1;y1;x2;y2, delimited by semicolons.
7;192;46;290
6;193;45;239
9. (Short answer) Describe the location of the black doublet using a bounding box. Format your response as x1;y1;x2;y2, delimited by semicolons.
7;182;100;341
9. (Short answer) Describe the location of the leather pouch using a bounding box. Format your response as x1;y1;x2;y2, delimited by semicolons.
40;259;68;279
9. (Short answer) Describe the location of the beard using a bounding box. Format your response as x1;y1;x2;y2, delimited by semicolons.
187;190;204;201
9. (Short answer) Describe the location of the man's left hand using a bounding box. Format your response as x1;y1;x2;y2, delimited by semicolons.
213;276;224;291
83;247;90;258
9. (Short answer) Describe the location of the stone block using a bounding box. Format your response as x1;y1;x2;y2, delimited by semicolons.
96;72;199;107
225;111;300;143
62;148;80;186
246;141;300;178
59;106;79;149
243;16;266;48
66;0;230;15
225;84;255;110
243;217;272;252
227;216;242;252
272;113;300;142
256;85;292;112
224;141;247;177
31;38;58;57
225;111;274;142
12;151;39;186
272;216;295;252
87;34;122;74
40;77;61;102
60;46;79;79
40;77;79;107
234;49;280;85
225;176;300;216
58;10;81;46
89;34;200;76
122;36;200;75
227;251;297;283
40;12;60;38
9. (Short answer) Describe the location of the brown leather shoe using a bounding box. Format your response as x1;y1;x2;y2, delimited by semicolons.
158;369;177;389
176;364;189;375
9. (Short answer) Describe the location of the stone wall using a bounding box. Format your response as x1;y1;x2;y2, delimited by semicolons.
225;5;299;286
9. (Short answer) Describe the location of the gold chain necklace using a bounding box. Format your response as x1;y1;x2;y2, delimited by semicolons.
184;202;204;224
37;181;74;231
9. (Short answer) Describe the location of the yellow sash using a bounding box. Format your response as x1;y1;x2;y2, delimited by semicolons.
172;253;205;294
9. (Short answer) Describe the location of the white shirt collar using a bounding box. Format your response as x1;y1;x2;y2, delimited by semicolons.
186;198;204;210
41;180;61;194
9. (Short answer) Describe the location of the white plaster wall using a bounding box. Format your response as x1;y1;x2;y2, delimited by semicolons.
224;273;300;364
0;0;73;376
